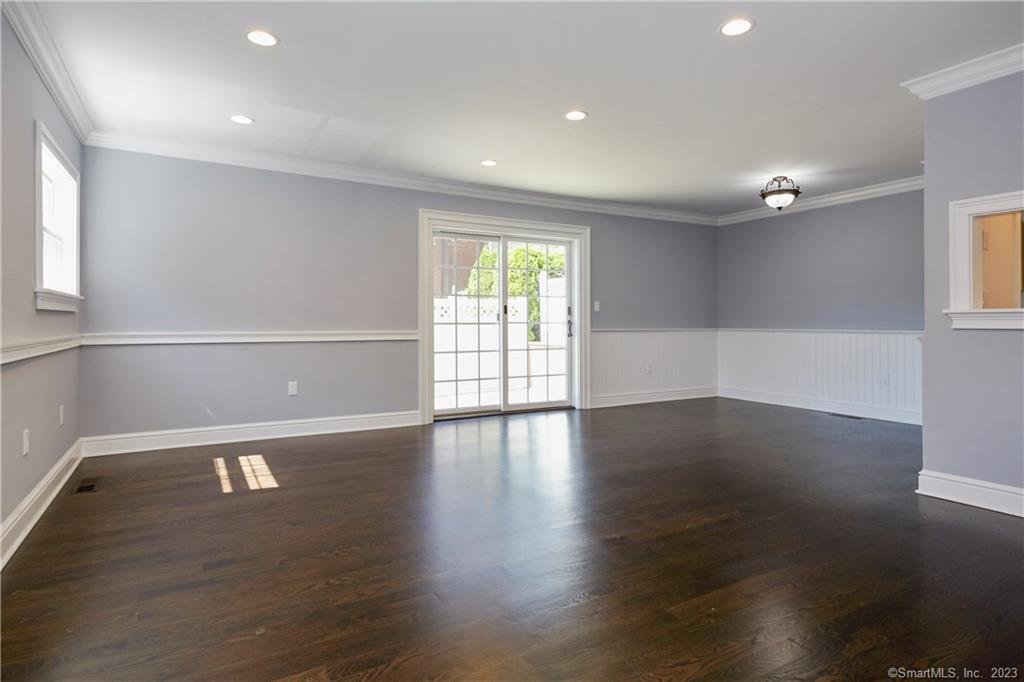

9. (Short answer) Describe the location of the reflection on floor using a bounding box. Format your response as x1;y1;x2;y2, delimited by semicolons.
1;398;1021;680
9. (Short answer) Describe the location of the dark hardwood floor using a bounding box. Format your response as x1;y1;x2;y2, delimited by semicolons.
2;398;1022;680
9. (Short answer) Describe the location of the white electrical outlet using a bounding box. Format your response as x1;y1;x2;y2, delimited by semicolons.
593;300;601;312
287;381;299;396
22;429;30;456
645;364;653;375
881;373;891;387
59;404;65;426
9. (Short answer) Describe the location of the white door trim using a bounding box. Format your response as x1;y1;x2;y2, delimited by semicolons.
418;209;591;424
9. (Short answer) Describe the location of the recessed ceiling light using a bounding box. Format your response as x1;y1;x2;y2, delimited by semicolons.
565;110;588;121
720;18;753;37
480;159;498;167
246;30;278;47
230;114;254;125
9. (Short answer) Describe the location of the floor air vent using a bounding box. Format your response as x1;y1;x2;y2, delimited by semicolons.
829;413;863;420
75;479;99;493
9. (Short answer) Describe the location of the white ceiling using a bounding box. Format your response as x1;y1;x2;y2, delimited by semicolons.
36;2;1024;216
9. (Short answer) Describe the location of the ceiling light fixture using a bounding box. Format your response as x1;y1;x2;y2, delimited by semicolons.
760;176;801;210
480;159;498;167
720;18;753;37
246;30;278;47
565;110;588;121
230;114;255;125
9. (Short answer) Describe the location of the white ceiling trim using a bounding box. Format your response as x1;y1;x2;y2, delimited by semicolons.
716;176;925;226
1;1;94;141
84;131;721;225
901;43;1024;101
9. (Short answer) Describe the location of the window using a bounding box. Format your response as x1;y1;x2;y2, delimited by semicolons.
974;210;1023;309
35;121;81;312
946;191;1024;329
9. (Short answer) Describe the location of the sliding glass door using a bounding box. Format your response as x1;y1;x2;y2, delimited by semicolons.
432;231;572;417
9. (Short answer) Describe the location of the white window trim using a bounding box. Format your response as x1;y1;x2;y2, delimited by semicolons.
945;190;1024;330
418;209;591;424
35;120;82;313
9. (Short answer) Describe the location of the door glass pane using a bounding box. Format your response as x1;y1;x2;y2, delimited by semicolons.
528;349;548;375
435;353;456;382
549;375;567;402
528;377;548;403
549;349;566;376
457;352;479;380
508;323;528;350
480;325;499;351
479;352;500;379
433;296;453;323
457;381;480;408
456;325;478;351
456;297;478;323
508;377;528;405
508;350;527;377
480;379;501;406
505;238;571;406
433;234;501;413
507;297;527;322
479;297;500;322
434;325;455;352
435;382;456;410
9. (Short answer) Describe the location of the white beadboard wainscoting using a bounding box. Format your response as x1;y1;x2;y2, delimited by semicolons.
717;329;923;425
591;329;718;407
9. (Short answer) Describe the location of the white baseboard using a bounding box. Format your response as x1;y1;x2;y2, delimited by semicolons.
917;470;1024;517
591;387;717;409
718;387;922;425
79;410;421;457
1;439;82;569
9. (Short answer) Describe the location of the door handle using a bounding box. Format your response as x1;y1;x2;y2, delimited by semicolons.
567;319;574;338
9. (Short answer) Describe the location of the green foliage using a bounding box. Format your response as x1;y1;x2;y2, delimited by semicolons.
466;246;565;341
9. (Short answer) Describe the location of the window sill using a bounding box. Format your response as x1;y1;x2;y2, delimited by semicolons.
35;289;83;313
944;309;1024;330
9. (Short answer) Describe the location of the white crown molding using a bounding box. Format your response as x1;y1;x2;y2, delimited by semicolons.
84;131;720;226
80;330;420;345
2;1;94;141
716;176;925;226
901;43;1024;101
87;130;933;227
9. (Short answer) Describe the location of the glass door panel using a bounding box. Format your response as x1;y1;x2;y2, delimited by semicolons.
504;238;571;407
433;234;501;414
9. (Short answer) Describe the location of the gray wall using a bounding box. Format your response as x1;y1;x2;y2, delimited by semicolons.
922;73;1024;489
1;352;80;519
80;146;718;436
2;16;82;342
717;191;924;330
1;16;83;521
83;148;718;332
80;343;417;436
